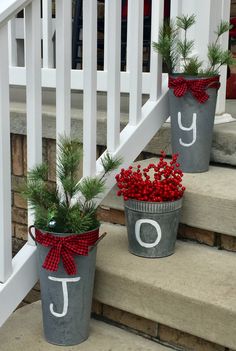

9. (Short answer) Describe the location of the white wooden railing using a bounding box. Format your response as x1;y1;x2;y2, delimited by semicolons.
0;0;231;327
0;0;169;327
8;0;231;113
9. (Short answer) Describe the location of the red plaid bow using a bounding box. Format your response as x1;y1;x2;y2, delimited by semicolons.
168;76;220;103
35;228;99;275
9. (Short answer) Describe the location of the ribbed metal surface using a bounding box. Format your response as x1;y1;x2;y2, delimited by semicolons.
124;198;183;213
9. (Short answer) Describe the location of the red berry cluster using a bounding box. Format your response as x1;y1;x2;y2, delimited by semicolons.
115;152;185;202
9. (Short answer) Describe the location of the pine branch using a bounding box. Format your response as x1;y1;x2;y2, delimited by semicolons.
176;39;194;60
57;135;83;204
207;44;235;74
78;177;105;202
152;20;179;73
215;21;233;44
100;153;122;177
176;14;196;30
21;136;121;234
183;57;203;75
27;163;48;182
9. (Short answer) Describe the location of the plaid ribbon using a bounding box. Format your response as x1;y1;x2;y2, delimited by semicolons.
168;76;220;103
35;228;99;275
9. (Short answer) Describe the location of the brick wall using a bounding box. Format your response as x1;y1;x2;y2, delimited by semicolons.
91;302;228;351
12;134;53;254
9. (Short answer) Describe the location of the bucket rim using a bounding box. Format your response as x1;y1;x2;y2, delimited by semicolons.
34;226;100;238
124;197;183;213
169;73;220;80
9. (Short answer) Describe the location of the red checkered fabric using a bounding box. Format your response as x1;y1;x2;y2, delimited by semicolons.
35;228;99;275
168;76;220;103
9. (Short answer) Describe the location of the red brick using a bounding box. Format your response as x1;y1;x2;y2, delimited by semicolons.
178;225;215;246
97;207;125;225
12;134;24;176
91;300;103;315
47;139;56;182
12;207;27;225
220;234;236;252
15;223;28;240
14;192;27;209
23;136;27;176
103;305;158;337
159;324;224;351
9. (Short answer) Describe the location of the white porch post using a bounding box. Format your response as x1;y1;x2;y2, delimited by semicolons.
25;0;42;240
171;0;232;121
0;23;12;283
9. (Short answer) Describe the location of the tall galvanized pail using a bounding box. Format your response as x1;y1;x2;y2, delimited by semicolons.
124;198;183;258
169;75;220;173
32;228;99;346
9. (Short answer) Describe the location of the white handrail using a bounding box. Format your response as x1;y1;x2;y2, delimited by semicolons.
0;0;31;27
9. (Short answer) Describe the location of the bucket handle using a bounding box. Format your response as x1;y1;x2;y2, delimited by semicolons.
89;232;107;252
29;225;36;242
28;225;106;249
206;81;221;90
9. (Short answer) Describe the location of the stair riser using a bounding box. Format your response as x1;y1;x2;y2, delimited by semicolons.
97;207;236;253
92;301;227;351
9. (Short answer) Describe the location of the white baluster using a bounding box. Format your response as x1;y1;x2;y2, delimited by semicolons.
170;0;183;20
83;0;97;176
106;0;121;152
150;0;164;101
0;23;12;283
25;0;42;239
127;0;144;126
43;0;54;68
8;17;17;66
104;0;109;71
56;0;71;138
216;0;231;115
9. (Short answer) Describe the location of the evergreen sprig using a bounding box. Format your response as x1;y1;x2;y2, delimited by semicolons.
152;20;179;73
153;14;235;76
100;152;123;176
176;14;196;30
21;136;122;234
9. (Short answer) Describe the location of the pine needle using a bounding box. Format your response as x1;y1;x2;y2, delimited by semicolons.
176;14;196;30
101;153;122;175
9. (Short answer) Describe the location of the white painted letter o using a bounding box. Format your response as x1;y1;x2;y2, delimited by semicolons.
135;219;162;248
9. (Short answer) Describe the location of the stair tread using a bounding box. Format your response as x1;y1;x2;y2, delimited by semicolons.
94;223;236;349
146;118;236;167
101;161;236;236
0;302;167;350
10;101;130;123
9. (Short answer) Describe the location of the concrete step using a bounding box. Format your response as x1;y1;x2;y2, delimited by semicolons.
10;101;129;142
149;120;236;167
0;301;168;351
94;222;236;350
10;98;236;167
100;159;236;239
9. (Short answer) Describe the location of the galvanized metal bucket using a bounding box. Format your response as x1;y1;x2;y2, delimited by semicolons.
169;75;220;173
124;198;183;258
30;227;100;346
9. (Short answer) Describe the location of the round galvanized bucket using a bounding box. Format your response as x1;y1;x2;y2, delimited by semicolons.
169;75;220;173
124;198;183;258
32;228;99;346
